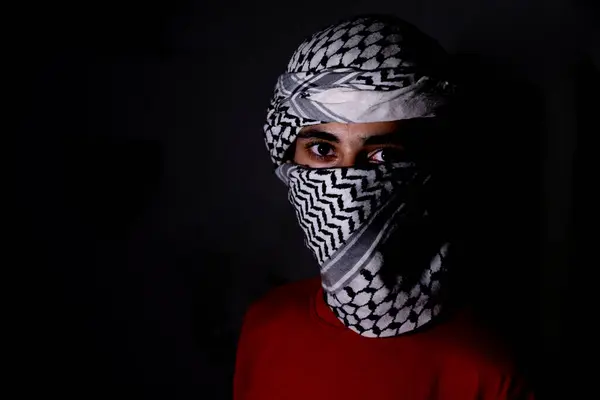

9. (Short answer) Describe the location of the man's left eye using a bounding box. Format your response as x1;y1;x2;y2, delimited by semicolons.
369;148;404;163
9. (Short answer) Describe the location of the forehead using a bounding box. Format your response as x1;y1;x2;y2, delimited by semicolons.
300;121;401;135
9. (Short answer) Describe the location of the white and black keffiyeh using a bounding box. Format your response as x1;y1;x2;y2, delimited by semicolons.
264;15;454;337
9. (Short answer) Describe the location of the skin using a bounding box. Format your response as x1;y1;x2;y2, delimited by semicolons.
293;121;409;168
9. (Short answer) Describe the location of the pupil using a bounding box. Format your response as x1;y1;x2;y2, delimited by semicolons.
317;144;329;155
380;150;388;160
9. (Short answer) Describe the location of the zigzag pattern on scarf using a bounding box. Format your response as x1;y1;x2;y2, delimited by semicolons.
285;165;406;264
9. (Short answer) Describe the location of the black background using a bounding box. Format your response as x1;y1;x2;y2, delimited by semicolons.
11;0;597;398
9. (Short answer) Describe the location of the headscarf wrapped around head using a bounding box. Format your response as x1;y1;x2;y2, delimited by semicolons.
264;15;456;338
264;14;454;166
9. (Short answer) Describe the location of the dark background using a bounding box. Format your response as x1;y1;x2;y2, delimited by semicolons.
11;0;596;398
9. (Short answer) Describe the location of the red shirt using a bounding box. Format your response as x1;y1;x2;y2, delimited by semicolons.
234;277;534;400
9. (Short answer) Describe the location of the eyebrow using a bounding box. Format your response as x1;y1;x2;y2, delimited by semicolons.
297;130;340;143
297;129;404;145
362;131;404;146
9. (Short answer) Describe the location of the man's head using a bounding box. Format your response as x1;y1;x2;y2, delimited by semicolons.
265;14;457;337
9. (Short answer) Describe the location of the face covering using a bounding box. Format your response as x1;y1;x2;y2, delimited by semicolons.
264;15;455;337
277;161;449;337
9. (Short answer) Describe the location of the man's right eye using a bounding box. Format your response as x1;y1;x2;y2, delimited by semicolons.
308;142;335;157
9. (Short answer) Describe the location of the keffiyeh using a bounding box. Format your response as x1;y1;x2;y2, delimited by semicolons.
264;15;454;337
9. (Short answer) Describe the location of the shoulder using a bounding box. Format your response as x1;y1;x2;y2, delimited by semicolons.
242;277;321;336
424;309;533;397
440;309;518;369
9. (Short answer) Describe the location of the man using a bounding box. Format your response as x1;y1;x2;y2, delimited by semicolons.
234;14;534;400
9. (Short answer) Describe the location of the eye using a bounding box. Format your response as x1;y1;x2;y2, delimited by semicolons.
308;142;335;158
368;148;405;163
